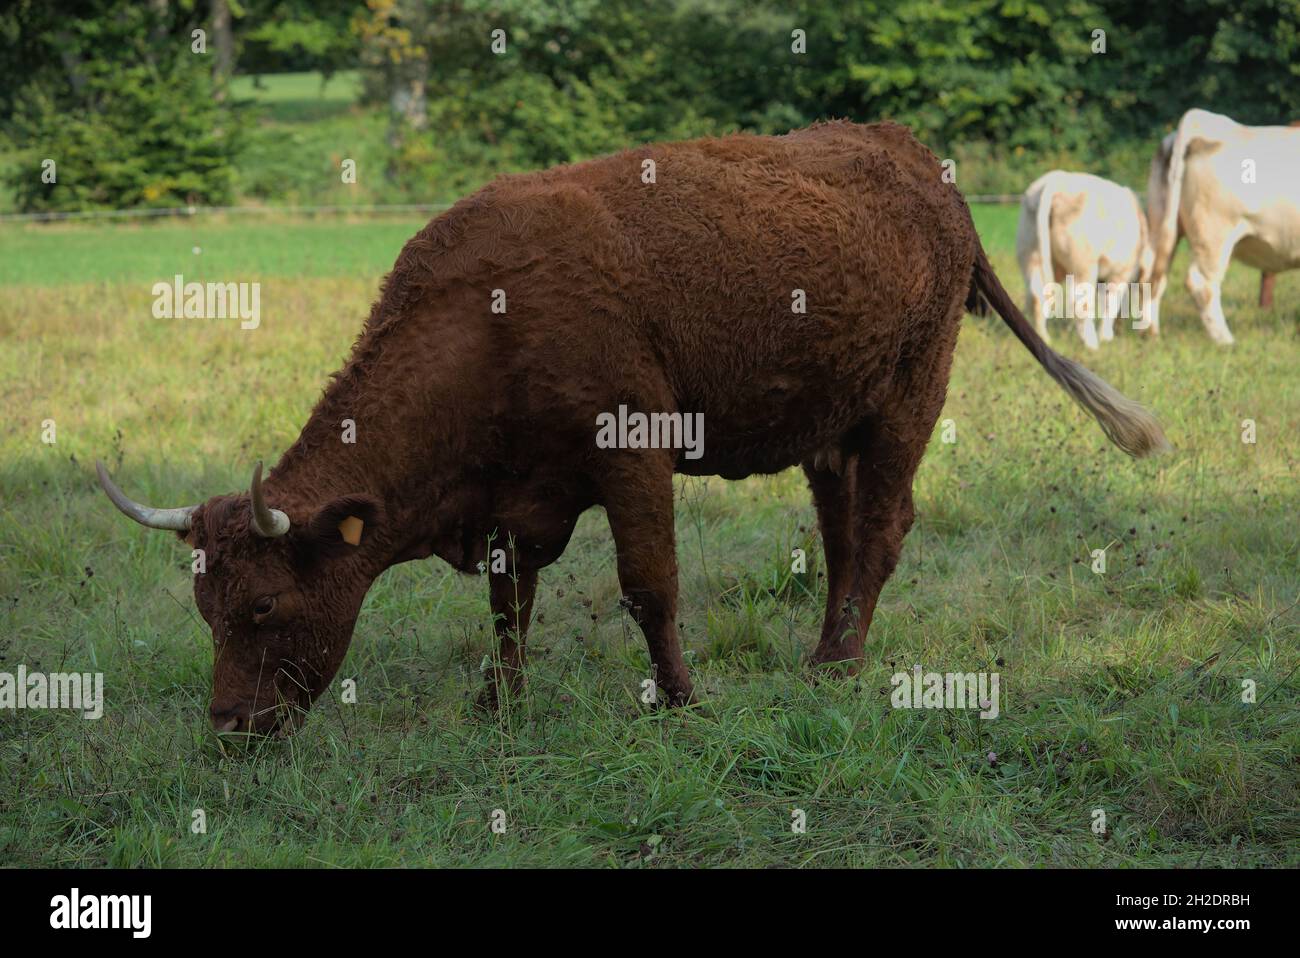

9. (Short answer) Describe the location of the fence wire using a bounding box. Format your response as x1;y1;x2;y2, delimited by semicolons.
0;202;454;223
1;193;1059;224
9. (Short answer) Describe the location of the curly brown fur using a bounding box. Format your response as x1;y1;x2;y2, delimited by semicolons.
111;120;1168;732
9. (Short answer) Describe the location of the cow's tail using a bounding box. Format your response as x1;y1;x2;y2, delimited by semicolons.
1134;188;1154;284
970;245;1170;458
1149;127;1187;285
1035;176;1057;300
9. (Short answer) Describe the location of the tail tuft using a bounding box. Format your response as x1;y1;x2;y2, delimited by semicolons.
1039;352;1171;458
971;245;1171;459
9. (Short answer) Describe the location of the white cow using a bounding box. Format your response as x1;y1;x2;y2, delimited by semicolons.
1146;109;1300;344
1017;170;1151;350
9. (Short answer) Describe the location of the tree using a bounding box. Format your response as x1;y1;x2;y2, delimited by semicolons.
4;0;245;212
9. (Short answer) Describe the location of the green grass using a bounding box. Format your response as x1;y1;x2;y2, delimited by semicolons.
0;216;431;286
0;206;1297;868
0;207;1009;287
230;70;365;124
227;69;409;209
225;69;515;210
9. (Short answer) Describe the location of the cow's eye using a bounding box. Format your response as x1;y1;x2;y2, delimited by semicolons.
252;596;276;622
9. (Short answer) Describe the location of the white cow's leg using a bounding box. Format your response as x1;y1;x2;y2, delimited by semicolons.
1141;275;1166;337
1031;288;1051;341
1073;267;1100;351
1023;255;1050;341
1187;265;1233;345
1187;226;1245;346
1099;281;1120;342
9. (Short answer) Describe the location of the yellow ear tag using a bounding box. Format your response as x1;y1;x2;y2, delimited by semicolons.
338;516;364;546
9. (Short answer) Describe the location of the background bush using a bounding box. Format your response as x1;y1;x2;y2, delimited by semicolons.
4;0;1300;211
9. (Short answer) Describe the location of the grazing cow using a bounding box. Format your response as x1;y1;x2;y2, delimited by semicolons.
97;121;1168;736
1146;109;1300;343
1016;170;1152;350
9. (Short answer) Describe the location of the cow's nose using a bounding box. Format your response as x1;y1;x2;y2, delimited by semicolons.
209;702;248;733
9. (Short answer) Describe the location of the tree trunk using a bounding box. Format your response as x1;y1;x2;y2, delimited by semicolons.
211;0;235;102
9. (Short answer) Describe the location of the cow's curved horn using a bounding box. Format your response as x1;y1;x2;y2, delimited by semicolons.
249;461;290;538
95;461;197;531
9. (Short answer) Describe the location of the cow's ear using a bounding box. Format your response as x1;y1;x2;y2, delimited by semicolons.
305;495;383;556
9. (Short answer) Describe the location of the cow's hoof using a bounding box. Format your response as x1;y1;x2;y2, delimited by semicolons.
475;676;525;713
650;681;697;708
670;686;698;708
808;642;864;677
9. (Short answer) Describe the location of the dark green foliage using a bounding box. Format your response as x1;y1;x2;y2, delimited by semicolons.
4;0;1300;211
239;0;363;78
12;60;243;212
358;0;1300;200
3;1;246;212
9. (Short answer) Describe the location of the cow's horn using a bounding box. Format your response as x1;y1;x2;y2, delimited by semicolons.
95;461;197;531
249;461;290;538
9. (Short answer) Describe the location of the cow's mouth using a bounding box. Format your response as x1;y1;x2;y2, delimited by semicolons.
211;693;310;738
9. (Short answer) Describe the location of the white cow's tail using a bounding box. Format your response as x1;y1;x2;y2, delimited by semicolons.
1134;188;1155;283
1150;127;1188;284
1036;176;1057;299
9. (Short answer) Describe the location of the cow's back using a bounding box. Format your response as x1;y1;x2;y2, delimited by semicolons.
1017;170;1145;288
1180;122;1300;270
400;122;981;476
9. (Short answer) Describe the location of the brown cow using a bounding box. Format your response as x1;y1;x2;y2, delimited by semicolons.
98;121;1168;735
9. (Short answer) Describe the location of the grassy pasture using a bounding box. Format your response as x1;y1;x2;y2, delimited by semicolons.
0;205;1297;868
230;71;365;124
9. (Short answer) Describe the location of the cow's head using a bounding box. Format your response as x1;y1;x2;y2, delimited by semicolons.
97;461;382;736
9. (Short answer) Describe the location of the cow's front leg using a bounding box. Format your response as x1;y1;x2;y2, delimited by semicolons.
600;458;694;707
477;567;538;710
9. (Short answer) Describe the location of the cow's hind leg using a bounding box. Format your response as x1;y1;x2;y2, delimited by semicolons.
1021;254;1051;341
809;321;956;672
809;426;922;670
1099;280;1121;343
1142;273;1166;338
802;457;859;663
598;453;694;706
1187;264;1233;345
1073;265;1101;350
477;566;539;710
1186;227;1242;345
